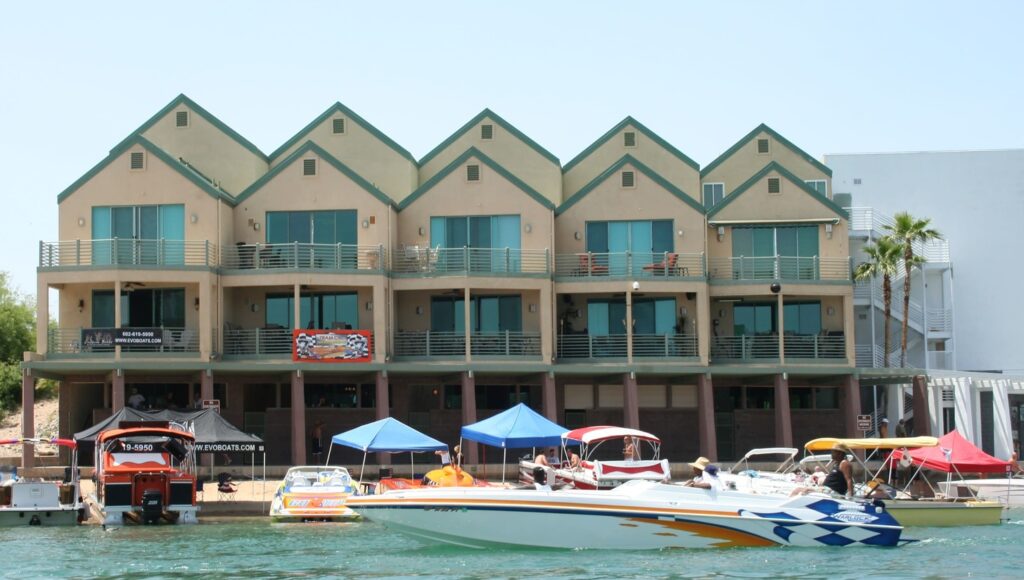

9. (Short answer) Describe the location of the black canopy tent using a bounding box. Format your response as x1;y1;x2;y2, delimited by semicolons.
75;409;266;494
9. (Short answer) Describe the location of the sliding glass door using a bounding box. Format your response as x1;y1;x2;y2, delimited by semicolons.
266;210;358;268
430;215;521;272
731;225;819;279
585;220;673;275
265;292;359;330
91;204;184;265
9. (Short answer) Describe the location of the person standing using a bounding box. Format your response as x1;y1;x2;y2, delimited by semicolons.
879;418;890;438
311;421;324;464
623;437;638;461
895;418;908;438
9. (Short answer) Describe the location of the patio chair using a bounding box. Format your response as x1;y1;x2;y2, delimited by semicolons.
216;472;238;502
577;253;608;276
642;252;679;276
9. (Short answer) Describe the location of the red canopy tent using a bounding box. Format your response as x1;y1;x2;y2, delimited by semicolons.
891;430;1013;474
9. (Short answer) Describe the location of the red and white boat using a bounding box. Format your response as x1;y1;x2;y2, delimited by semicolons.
93;422;199;525
521;426;670;490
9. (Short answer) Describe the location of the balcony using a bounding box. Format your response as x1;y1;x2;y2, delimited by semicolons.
557;334;698;361
708;256;851;282
391;247;550;276
392;330;541;359
782;334;846;361
222;327;293;358
47;327;201;358
39;239;217;269
711;334;845;363
222;243;386;273
846;206;950;263
554;252;705;281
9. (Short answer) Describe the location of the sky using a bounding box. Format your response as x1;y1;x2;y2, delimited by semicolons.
1;0;1022;302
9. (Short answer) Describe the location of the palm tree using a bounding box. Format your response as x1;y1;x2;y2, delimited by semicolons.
885;212;943;367
854;237;902;367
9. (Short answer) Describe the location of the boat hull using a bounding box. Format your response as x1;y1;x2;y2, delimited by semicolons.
0;508;81;527
938;480;1024;508
348;482;903;549
884;500;1003;526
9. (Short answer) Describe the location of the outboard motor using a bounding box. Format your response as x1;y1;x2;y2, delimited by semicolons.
141;489;163;524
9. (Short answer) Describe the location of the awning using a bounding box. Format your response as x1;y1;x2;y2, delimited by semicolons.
890;430;1014;474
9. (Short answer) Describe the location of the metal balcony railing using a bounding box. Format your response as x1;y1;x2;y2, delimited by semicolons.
47;327;200;355
553;252;705;279
783;334;846;360
393;331;466;358
39;239;218;268
710;335;780;362
557;334;627;359
707;256;851;281
469;331;541;358
846;207;950;263
391;247;550;275
926;308;953;334
633;334;699;358
222;328;294;357
222;243;386;272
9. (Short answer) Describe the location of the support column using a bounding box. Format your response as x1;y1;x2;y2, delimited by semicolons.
623;372;639;428
843;294;856;364
291;371;306;465
774;374;793;448
461;372;478;465
114;281;122;360
21;370;35;468
993;379;1014;460
540;286;553;362
697;291;711;365
541;372;556;421
293;284;301;330
200;369;214;402
842;375;862;438
777;293;785;364
912;375;931;437
464;288;472;362
372;284;387;363
198;278;214;360
36;279;48;355
626;289;634;363
953;377;975;442
112;370;125;412
697;373;717;462
376;371;390;465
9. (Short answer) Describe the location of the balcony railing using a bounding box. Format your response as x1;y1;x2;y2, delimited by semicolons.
222;243;386;272
846;207;950;263
222;327;294;357
634;334;699;358
554;252;705;279
391;247;550;275
47;327;200;356
556;334;698;360
470;331;541;358
39;239;218;268
926;308;953;334
783;334;846;360
393;331;466;358
711;335;780;362
708;256;851;282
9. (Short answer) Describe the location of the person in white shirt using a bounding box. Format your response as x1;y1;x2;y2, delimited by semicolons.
128;388;146;410
683;456;722;490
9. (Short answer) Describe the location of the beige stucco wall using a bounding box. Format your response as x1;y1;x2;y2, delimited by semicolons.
418;116;562;206
562;124;700;202
555;162;706;256
57;145;222;245
232;151;393;248
269;113;418;203
399;155;554;252
395;289;541;333
702;129;831;196
142;105;268;196
711;173;844;225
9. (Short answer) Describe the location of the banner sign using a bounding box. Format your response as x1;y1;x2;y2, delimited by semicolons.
195;443;265;453
82;328;163;347
292;329;372;362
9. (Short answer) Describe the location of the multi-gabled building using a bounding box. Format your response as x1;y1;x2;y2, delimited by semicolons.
26;95;929;468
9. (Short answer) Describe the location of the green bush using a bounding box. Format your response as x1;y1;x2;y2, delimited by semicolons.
0;362;21;412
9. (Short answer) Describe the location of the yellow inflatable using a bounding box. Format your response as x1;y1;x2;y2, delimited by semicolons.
423;465;475;487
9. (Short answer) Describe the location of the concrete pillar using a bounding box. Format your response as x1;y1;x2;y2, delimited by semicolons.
885;384;904;429
539;286;553;362
625;289;634;363
36;279;48;355
774;374;793;448
842;375;862;438
697;291;711;365
953;377;976;442
21;370;35;468
376;371;390;465
291;371;306;465
198;278;214;359
112;370;125;412
200;369;214;402
114;281;122;360
464;288;472;361
993;379;1015;460
293;284;301;330
372;284;387;362
623;372;639;428
541;372;557;421
843;294;856;364
697;373;717;462
912;375;931;437
461;372;478;464
777;293;785;364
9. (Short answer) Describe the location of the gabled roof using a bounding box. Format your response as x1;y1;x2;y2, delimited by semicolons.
398;147;555;211
562;116;700;174
556;154;704;216
234;140;396;207
706;161;847;219
110;93;267;161
58;135;234;204
268;101;416;164
700;123;832;178
418;108;560;167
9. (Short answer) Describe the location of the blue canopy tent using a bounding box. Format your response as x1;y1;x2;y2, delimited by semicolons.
460;403;568;482
328;417;448;484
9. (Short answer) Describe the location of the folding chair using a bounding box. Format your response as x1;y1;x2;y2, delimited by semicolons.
216;472;238;502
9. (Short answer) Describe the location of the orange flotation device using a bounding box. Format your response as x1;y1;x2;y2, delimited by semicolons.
423;465;475;487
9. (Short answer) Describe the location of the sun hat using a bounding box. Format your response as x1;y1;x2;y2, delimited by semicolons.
880;418;889;424
688;457;711;471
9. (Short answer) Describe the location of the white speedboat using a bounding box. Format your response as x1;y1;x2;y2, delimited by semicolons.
0;438;83;526
346;480;904;549
938;478;1024;507
270;466;359;521
520;426;669;490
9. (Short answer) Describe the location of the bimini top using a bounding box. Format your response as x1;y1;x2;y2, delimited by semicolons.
97;427;196;444
0;437;77;449
563;426;661;445
804;436;939;452
890;430;1014;474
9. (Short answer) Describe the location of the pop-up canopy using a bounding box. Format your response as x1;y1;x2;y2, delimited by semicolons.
461;403;567;448
891;430;1014;474
331;417;447;453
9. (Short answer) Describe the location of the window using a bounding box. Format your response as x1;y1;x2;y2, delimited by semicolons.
702;183;724;208
266;210;358;247
129;151;145;170
93;288;185;328
332;118;346;134
757;138;770;154
303;159;317;176
768;177;781;194
466;164;480;182
587;297;676;335
91;204;185;265
480;124;493;140
805;179;827;196
266;292;359;330
623;131;637;147
175;111;189;128
853;178;862;185
784;302;822;335
430;295;522;333
621;171;635;188
585;220;673;275
731;225;819;279
429;214;521;271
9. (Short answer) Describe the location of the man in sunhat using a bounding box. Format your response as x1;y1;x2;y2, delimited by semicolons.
683;456;721;490
823;443;854;498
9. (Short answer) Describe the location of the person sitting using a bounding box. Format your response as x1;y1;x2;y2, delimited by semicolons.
823;444;854;499
683;457;721;490
217;472;238;494
128;388;146;410
534;451;550;467
568;449;581;469
623;437;639;461
545;447;560;466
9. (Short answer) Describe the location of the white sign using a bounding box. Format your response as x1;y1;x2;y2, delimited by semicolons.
202;399;221;413
857;414;873;431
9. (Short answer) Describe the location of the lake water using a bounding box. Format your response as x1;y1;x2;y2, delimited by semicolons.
3;514;1024;579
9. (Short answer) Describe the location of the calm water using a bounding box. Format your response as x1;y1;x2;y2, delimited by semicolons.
3;514;1024;579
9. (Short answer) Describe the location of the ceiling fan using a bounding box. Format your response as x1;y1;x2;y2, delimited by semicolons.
122;282;146;292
